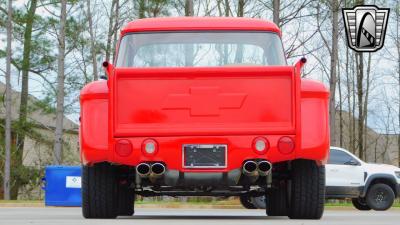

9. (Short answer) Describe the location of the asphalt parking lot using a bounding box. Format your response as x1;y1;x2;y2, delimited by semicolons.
0;208;399;225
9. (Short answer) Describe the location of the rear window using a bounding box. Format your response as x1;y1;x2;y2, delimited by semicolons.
116;32;286;67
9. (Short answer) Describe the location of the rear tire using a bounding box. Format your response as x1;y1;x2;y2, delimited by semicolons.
82;163;118;219
266;187;288;216
240;195;256;209
288;160;325;219
365;183;395;211
351;198;371;211
117;184;135;216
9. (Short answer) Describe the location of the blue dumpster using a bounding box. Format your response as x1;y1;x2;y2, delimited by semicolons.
43;166;82;206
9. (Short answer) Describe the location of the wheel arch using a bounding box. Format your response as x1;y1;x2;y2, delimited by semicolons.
361;174;398;197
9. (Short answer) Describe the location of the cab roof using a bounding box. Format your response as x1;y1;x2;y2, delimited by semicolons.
121;17;281;36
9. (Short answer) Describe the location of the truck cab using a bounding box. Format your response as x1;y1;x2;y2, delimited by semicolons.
79;17;330;219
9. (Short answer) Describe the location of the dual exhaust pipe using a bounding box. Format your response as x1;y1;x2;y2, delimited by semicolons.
138;160;270;178
243;160;272;177
136;162;166;178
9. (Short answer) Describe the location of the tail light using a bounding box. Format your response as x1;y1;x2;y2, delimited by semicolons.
252;137;269;154
115;139;133;157
278;136;295;154
142;139;158;156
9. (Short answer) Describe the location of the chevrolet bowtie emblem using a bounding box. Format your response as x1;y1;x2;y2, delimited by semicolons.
162;87;247;116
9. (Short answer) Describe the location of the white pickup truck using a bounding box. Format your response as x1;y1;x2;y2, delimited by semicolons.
243;147;400;211
326;147;400;211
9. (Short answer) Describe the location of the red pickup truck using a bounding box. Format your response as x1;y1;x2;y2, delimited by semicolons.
80;17;329;219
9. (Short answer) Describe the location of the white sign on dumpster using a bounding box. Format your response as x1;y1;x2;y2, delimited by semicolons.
65;176;81;188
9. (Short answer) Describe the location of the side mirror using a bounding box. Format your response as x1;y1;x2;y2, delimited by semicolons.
102;61;114;78
344;159;359;166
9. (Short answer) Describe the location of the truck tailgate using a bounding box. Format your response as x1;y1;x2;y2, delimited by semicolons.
112;67;297;137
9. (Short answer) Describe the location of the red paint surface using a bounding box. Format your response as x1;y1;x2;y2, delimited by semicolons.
113;67;295;137
121;17;281;36
79;18;330;170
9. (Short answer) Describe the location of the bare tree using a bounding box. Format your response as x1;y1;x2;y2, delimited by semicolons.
363;53;372;160
86;0;98;80
345;46;354;151
383;1;400;166
53;0;67;164
112;0;120;62
224;0;230;16
237;0;244;17
273;0;280;26
355;0;365;160
313;0;339;146
338;57;343;147
329;0;339;146
185;0;193;16
264;0;317;59
105;0;117;62
3;0;13;200
216;0;230;16
397;6;400;167
355;52;364;159
351;51;356;154
392;2;400;167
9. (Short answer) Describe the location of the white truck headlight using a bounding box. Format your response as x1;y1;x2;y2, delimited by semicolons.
395;171;400;179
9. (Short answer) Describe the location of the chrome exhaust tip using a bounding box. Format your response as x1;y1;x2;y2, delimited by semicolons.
257;160;272;176
243;160;258;176
151;163;166;176
136;163;151;177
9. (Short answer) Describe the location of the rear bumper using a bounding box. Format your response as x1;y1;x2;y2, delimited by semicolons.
81;134;328;171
